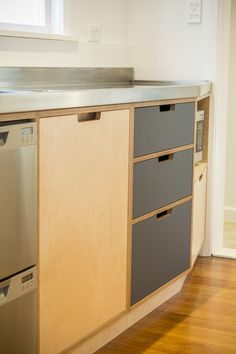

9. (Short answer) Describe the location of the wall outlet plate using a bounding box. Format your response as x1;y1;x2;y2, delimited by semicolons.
187;0;202;24
88;24;101;43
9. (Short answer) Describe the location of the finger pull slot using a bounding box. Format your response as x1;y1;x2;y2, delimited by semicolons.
77;112;101;122
159;104;175;112
156;209;172;221
199;173;203;182
158;153;174;163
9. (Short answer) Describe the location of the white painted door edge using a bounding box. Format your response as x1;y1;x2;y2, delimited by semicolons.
201;0;232;258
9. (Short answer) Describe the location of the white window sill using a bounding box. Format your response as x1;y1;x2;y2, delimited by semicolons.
0;29;78;42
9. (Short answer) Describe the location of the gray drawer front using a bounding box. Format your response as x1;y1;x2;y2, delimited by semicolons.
131;201;192;305
134;103;195;157
133;149;193;219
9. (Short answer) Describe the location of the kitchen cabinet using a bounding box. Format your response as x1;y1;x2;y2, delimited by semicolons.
39;110;130;354
130;102;195;306
191;97;210;265
134;103;195;157
36;99;196;352
133;149;193;219
131;201;192;305
192;163;207;266
0;63;211;354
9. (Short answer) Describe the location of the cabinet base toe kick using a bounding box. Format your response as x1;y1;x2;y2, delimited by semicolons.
64;272;189;354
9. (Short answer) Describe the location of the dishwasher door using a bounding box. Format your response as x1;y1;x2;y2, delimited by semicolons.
0;122;37;280
0;267;37;354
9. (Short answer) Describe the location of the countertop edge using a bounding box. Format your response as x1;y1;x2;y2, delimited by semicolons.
0;83;211;115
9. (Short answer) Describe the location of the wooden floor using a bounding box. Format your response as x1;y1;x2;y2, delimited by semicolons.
224;222;236;249
97;257;236;354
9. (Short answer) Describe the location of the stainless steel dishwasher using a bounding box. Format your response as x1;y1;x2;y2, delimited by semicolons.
0;121;37;354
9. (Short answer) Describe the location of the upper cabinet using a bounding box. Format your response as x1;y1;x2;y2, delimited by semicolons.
39;110;130;354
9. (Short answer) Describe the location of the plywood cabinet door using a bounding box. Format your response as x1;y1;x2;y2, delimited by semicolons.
39;110;130;354
192;166;207;266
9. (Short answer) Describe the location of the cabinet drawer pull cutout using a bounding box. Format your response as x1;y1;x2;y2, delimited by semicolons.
77;112;101;122
159;104;175;112
158;153;174;163
156;209;172;221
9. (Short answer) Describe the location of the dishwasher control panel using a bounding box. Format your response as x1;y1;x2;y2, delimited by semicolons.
0;267;37;306
0;122;36;150
21;271;35;291
21;126;35;145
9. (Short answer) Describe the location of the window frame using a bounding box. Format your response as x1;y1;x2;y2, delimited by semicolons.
0;0;63;35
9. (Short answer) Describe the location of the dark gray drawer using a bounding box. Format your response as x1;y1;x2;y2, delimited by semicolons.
134;103;195;157
133;149;193;219
131;200;192;305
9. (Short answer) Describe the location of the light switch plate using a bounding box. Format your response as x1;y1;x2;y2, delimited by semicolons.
187;0;202;23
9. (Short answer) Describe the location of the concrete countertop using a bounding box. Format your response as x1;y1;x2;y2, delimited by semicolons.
0;80;211;114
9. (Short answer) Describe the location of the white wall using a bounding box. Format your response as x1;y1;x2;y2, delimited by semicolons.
129;0;219;80
0;0;131;67
63;0;128;44
0;0;219;73
224;2;236;222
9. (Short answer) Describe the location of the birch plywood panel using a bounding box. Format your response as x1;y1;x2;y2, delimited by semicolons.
39;110;130;354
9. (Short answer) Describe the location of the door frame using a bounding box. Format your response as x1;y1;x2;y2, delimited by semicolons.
201;0;233;257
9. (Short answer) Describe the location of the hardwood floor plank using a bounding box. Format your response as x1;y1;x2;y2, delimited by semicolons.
96;257;236;354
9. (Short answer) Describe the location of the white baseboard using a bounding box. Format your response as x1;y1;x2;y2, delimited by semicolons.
213;247;236;259
224;207;236;223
